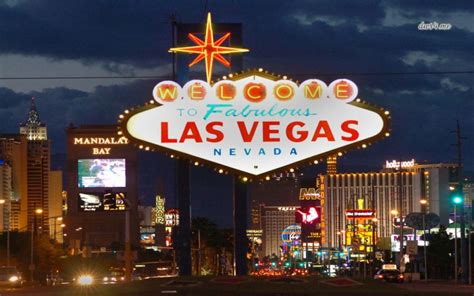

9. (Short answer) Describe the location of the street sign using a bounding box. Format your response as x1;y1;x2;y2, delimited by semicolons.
406;240;418;255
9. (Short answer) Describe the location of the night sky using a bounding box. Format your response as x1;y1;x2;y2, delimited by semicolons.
0;1;473;227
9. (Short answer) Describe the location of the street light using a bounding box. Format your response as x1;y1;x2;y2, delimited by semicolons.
420;199;428;283
452;192;463;284
30;208;43;282
0;199;9;266
371;218;378;263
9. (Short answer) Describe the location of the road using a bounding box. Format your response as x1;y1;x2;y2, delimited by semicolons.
1;277;473;296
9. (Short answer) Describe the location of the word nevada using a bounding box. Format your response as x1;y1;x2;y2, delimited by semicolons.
124;73;388;175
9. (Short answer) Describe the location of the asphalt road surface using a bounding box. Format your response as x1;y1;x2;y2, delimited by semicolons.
1;277;473;296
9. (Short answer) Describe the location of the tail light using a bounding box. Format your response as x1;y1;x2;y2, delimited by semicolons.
399;275;404;279
377;275;384;279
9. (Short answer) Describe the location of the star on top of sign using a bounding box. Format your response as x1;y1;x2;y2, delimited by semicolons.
169;12;249;83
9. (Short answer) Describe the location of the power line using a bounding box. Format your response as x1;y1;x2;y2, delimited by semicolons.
288;70;474;77
0;70;472;80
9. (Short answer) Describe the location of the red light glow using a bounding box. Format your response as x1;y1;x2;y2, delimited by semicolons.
169;13;249;83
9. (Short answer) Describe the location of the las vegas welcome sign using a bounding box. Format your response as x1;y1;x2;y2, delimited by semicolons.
119;70;390;178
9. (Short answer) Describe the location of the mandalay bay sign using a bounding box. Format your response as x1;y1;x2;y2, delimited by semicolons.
119;14;390;179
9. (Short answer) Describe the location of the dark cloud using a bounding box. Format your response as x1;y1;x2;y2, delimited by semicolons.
0;87;29;108
2;0;460;70
385;0;474;15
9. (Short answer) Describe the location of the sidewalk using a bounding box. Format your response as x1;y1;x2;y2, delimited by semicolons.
399;280;474;294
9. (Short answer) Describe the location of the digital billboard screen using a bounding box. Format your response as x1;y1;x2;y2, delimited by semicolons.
78;192;126;212
78;159;126;188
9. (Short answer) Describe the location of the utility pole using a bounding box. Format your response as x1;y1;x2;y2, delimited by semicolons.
124;205;132;282
398;166;404;272
371;177;376;266
454;120;468;284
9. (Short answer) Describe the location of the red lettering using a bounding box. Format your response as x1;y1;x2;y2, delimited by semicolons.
311;120;335;141
237;121;259;142
161;122;177;143
286;121;308;142
262;121;280;142
206;122;224;143
179;122;203;143
341;120;359;141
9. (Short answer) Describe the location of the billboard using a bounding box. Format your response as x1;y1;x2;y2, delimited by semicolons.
345;224;374;252
78;192;126;212
120;72;390;177
78;159;126;188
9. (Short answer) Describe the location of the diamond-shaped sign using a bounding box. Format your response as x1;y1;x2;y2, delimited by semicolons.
120;71;389;177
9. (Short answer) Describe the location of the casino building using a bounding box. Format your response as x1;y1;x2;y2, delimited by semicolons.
259;205;299;257
65;125;139;253
320;160;457;249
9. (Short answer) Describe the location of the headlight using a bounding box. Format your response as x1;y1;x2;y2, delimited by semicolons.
78;275;93;285
103;277;109;281
9;276;19;282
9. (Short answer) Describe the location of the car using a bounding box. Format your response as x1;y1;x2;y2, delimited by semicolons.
101;268;126;284
0;266;24;288
374;269;404;283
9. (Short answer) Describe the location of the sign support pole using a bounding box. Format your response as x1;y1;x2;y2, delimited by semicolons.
234;176;248;275
174;19;192;276
177;159;192;276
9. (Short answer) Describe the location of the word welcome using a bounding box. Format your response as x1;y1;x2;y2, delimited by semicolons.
153;78;358;103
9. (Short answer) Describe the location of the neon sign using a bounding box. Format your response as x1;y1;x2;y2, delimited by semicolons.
385;159;415;169
122;71;389;177
73;137;129;155
281;224;301;244
169;13;249;83
345;209;375;219
155;195;165;225
297;207;320;224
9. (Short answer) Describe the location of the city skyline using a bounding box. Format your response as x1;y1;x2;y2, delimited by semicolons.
0;1;473;227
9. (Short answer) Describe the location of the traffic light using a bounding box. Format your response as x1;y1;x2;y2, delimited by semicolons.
452;190;463;205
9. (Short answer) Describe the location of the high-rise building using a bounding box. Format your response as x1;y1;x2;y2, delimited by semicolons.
320;160;457;248
19;97;47;141
20;98;51;233
326;155;337;174
260;205;299;256
0;134;28;231
0;162;12;231
49;171;63;242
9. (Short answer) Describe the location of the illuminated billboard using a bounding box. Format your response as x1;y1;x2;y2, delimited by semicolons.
78;159;126;188
78;192;126;212
120;71;390;178
296;206;321;224
345;224;374;251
